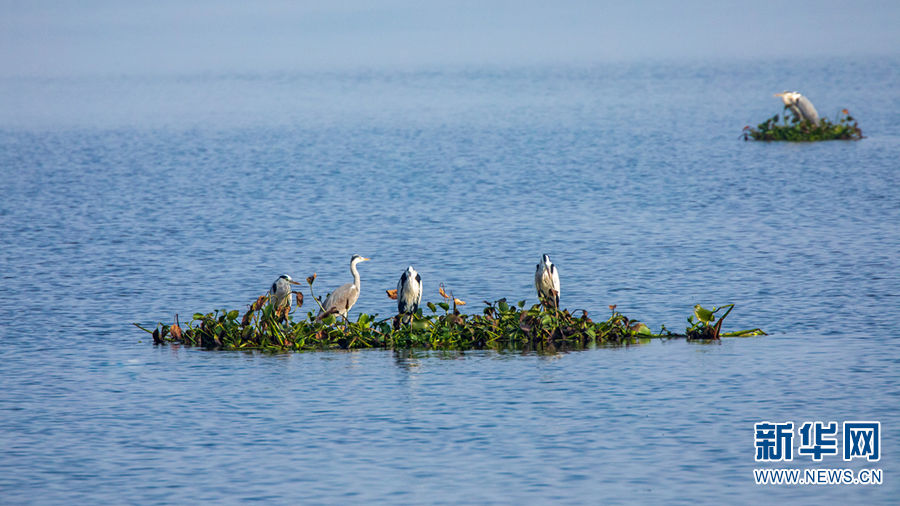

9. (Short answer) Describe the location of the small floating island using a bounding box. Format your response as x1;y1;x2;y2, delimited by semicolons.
135;276;765;352
744;91;862;141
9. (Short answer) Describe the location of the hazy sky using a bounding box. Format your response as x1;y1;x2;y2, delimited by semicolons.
2;1;898;76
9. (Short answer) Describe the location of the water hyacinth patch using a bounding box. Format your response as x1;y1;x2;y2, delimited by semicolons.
134;276;765;351
743;109;862;141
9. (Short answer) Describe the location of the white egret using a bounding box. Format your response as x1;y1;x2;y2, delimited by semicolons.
397;266;422;322
774;91;820;125
318;254;371;318
269;274;301;314
534;254;560;308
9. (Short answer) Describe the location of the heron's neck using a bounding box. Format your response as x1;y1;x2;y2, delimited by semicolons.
351;261;361;289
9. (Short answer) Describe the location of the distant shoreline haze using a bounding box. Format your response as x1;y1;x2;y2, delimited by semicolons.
1;1;898;77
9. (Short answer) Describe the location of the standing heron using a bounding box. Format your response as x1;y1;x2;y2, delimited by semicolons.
534;254;560;309
774;91;819;125
318;254;371;318
397;266;422;323
269;274;301;314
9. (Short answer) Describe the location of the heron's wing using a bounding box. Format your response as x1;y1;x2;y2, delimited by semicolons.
322;283;359;314
414;273;422;304
796;96;819;124
535;264;554;298
397;273;409;313
550;265;560;294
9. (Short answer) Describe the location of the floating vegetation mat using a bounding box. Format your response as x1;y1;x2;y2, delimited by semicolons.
743;110;862;141
135;278;765;352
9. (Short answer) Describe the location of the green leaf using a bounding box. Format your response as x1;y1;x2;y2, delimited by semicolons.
226;310;239;320
632;323;652;335
517;300;526;308
498;300;509;312
693;305;715;324
438;302;450;311
427;302;437;313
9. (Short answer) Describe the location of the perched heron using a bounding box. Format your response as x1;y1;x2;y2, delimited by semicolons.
534;254;560;308
269;274;301;313
774;91;820;125
318;254;370;318
397;266;422;322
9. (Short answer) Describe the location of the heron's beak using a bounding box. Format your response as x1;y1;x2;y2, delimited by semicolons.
362;257;371;262
773;92;784;97
288;279;303;285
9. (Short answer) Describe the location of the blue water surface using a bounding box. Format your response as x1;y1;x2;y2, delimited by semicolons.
1;57;899;504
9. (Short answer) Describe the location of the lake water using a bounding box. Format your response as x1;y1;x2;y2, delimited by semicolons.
1;57;899;503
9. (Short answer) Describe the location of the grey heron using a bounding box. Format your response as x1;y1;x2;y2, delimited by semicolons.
318;254;370;318
397;266;422;322
534;254;560;308
269;274;301;315
774;91;820;125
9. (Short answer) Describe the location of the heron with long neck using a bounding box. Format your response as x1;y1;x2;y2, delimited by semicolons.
397;266;422;323
774;91;819;125
319;254;371;318
269;274;301;313
534;254;560;309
